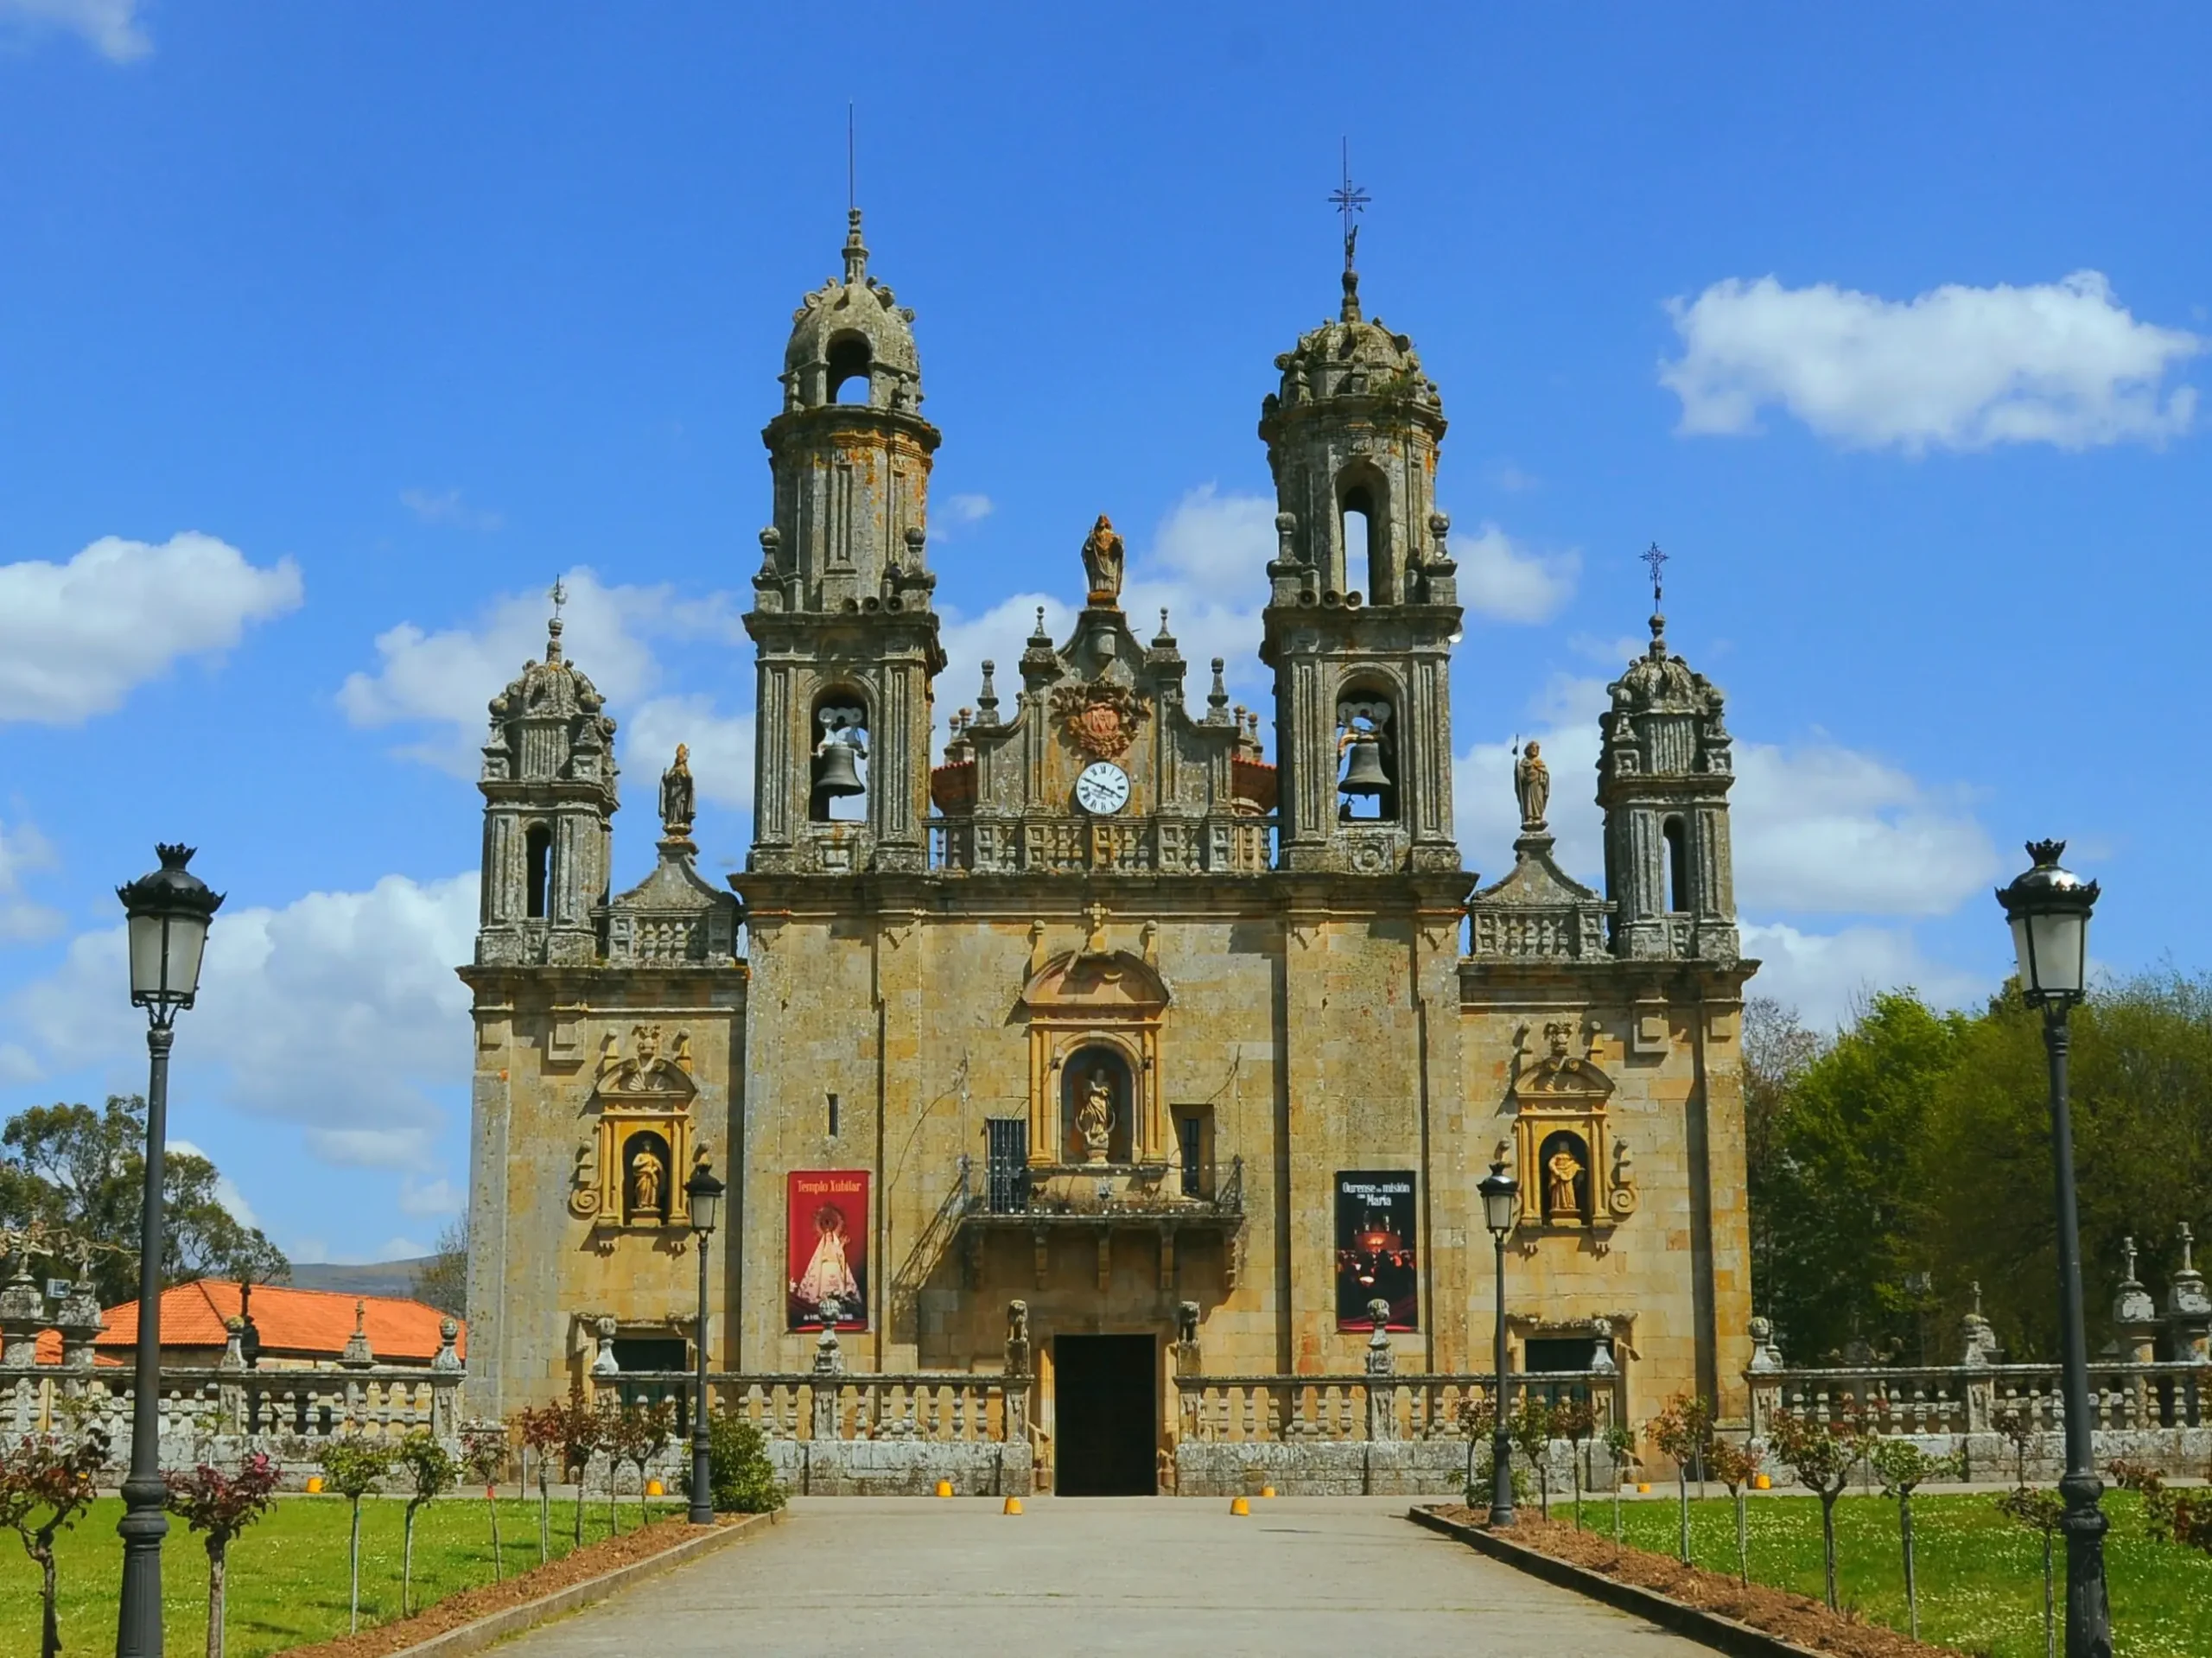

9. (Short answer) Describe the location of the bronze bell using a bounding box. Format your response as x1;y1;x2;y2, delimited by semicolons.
1338;734;1389;797
813;740;866;797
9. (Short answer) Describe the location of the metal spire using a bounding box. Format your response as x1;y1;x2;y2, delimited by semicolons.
1641;543;1669;654
1327;139;1370;322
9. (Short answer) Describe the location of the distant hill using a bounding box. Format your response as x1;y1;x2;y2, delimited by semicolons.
285;1256;435;1301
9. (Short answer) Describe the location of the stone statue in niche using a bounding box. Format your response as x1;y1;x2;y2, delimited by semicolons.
629;1144;664;1217
1543;1135;1587;1222
1514;740;1550;831
659;743;696;840
1077;1067;1116;1163
1080;513;1126;603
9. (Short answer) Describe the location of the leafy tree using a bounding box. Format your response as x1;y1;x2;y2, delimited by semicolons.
165;1452;281;1658
1507;1397;1556;1520
0;1426;109;1658
549;1388;606;1546
459;1421;509;1582
1994;1485;2063;1658
1706;1437;1764;1585
0;1096;288;1301
1646;1394;1713;1564
395;1430;458;1616
1742;996;1821;1322
1768;1411;1866;1610
516;1404;562;1563
608;1399;674;1532
411;1213;467;1318
1870;1439;1962;1637
320;1436;397;1633
1551;1398;1598;1530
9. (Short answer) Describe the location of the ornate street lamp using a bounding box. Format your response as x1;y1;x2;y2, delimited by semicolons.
684;1159;725;1527
1996;839;2107;1658
1478;1155;1520;1528
115;843;223;1658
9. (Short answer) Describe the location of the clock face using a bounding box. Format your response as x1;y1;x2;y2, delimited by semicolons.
1074;760;1131;816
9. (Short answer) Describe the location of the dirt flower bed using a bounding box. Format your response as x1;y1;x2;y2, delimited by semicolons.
1427;1506;1963;1658
273;1515;731;1658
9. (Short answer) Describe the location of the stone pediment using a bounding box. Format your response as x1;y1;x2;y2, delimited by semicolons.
591;1024;698;1104
1470;835;1601;909
1020;950;1170;1013
603;844;740;965
1466;832;1611;962
1511;1020;1615;1104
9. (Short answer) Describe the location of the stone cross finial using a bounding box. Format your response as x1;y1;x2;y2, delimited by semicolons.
340;1299;377;1368
2182;1222;2199;1275
2121;1235;2140;1286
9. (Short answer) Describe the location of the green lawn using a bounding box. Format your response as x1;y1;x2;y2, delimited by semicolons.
1549;1484;2212;1658
0;1491;677;1657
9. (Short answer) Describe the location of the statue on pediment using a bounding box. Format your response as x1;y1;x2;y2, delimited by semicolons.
1080;513;1126;604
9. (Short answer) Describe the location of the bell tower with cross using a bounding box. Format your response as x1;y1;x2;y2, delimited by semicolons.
1257;149;1463;874
744;205;946;874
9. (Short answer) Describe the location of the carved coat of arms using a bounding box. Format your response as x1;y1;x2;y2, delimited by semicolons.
1051;682;1147;760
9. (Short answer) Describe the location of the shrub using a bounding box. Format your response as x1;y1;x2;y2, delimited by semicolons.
683;1412;785;1515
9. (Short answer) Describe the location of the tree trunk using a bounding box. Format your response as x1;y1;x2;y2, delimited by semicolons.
1735;1490;1749;1585
404;1503;417;1617
36;1542;58;1658
1677;1468;1691;1563
574;1472;586;1547
349;1499;364;1635
1613;1480;1623;1545
207;1542;227;1658
608;1464;620;1537
1820;1491;1840;1610
486;1489;504;1582
1571;1452;1584;1531
537;1470;550;1565
1538;1461;1549;1521
1900;1494;1918;1640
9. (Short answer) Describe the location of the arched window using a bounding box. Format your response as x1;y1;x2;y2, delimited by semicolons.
826;335;873;405
1663;816;1689;913
1062;1046;1135;1165
1336;694;1397;823
810;696;870;822
524;823;552;919
1339;482;1377;600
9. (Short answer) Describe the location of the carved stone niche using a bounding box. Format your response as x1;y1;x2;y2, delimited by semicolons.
569;1023;698;1230
1510;1020;1637;1233
1017;944;1170;1166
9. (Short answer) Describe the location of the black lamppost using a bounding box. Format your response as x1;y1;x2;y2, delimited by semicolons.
1478;1155;1520;1528
115;844;223;1658
1996;839;2108;1658
683;1159;725;1527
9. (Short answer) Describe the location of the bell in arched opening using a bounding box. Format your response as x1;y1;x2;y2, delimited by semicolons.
1338;734;1389;797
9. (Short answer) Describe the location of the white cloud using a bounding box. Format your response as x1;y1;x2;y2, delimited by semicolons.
1732;741;1999;915
0;0;149;60
0;818;63;943
1740;921;1991;1032
400;487;504;532
397;1176;461;1218
8;872;479;1172
168;1139;262;1229
339;568;744;776
1454;673;1610;885
0;534;303;725
625;695;754;813
929;492;995;544
1451;522;1579;624
1662;271;2202;453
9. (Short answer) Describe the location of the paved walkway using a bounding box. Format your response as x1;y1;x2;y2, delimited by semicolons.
501;1496;1715;1656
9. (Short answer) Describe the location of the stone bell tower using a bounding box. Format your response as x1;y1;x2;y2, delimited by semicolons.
745;209;945;875
1257;243;1463;875
474;602;620;967
1597;557;1740;962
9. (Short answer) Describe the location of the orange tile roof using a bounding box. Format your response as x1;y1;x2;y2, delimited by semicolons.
30;1329;124;1367
94;1280;465;1365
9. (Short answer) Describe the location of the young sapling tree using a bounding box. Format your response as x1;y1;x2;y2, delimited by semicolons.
1995;1484;2064;1658
396;1428;460;1616
516;1403;561;1564
1768;1411;1866;1610
0;1426;109;1658
1604;1422;1637;1545
1871;1439;1963;1639
1647;1395;1715;1565
459;1420;510;1581
1508;1397;1557;1520
164;1452;281;1658
320;1435;397;1634
1705;1437;1764;1586
1552;1398;1598;1531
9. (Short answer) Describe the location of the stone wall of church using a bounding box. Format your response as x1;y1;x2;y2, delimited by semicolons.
462;965;745;1419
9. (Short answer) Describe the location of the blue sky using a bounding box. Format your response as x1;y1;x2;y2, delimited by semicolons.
1;3;2206;1263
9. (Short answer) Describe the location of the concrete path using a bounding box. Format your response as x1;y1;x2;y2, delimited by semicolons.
498;1496;1716;1656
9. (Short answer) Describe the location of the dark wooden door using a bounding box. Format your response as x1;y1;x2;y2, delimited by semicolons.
1054;1334;1157;1496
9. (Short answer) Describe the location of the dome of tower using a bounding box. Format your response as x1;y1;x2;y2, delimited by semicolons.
780;210;923;414
481;613;617;787
1264;270;1442;416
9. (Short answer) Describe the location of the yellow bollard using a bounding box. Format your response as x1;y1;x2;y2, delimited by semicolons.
935;1478;954;1498
1259;1485;1277;1499
305;1477;324;1494
1230;1496;1250;1516
645;1479;664;1497
1003;1496;1023;1515
1637;1482;1652;1494
1754;1474;1771;1491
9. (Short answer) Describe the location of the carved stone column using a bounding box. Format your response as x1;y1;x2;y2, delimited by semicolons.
1363;1299;1400;1444
0;1250;42;1369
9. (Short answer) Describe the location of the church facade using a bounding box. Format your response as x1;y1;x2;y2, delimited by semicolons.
460;212;1757;1485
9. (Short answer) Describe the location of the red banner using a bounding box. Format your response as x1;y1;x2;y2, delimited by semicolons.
786;1170;868;1331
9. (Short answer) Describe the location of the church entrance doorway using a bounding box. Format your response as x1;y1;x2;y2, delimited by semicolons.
1053;1334;1157;1496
